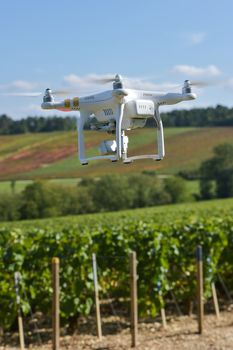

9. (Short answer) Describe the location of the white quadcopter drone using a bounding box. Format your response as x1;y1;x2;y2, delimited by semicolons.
41;74;196;165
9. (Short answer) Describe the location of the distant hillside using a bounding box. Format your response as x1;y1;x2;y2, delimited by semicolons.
0;127;232;180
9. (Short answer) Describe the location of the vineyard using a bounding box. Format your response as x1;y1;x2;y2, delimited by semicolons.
0;198;233;335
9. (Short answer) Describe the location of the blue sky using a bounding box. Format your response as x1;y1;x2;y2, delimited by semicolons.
1;0;233;118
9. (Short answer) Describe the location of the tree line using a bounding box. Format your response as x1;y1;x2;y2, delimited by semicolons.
0;174;187;221
0;114;77;134
0;104;233;134
147;104;233;127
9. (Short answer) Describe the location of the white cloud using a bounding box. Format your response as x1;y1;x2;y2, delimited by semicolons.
63;74;112;95
173;65;221;77
121;78;179;91
63;74;85;86
188;32;206;45
223;78;233;89
63;73;114;89
0;80;39;91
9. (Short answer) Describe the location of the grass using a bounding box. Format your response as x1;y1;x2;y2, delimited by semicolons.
0;127;232;180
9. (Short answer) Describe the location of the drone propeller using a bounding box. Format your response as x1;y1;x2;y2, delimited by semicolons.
83;74;122;85
189;80;212;87
90;77;116;84
51;89;78;96
188;78;232;88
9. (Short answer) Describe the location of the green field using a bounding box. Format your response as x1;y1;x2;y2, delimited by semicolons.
0;127;232;180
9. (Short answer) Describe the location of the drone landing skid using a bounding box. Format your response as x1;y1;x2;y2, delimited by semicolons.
123;154;162;164
80;155;117;165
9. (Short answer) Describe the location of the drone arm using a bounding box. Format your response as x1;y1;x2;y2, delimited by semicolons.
157;92;196;106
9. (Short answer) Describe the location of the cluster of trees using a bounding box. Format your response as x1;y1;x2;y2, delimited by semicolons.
1;104;233;135
0;114;76;134
200;143;233;199
0;174;187;221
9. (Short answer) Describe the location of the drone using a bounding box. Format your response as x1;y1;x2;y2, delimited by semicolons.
41;74;197;165
6;74;197;165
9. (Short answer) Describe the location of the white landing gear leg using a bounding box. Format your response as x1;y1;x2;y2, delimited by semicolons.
77;112;119;165
154;105;165;160
77;112;89;165
122;105;165;163
115;103;125;160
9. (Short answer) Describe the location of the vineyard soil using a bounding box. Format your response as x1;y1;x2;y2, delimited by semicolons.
2;310;233;349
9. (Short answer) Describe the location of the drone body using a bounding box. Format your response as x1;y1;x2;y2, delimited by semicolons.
41;75;196;165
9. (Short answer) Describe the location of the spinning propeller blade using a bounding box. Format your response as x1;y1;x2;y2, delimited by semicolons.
189;80;212;87
51;89;79;96
188;78;232;88
84;74;120;84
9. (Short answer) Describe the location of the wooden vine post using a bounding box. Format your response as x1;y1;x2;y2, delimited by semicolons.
159;296;167;329
211;282;220;319
196;245;204;334
52;257;60;350
130;251;138;348
14;272;25;350
92;253;102;340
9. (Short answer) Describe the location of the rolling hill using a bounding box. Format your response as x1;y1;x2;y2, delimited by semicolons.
0;127;232;180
